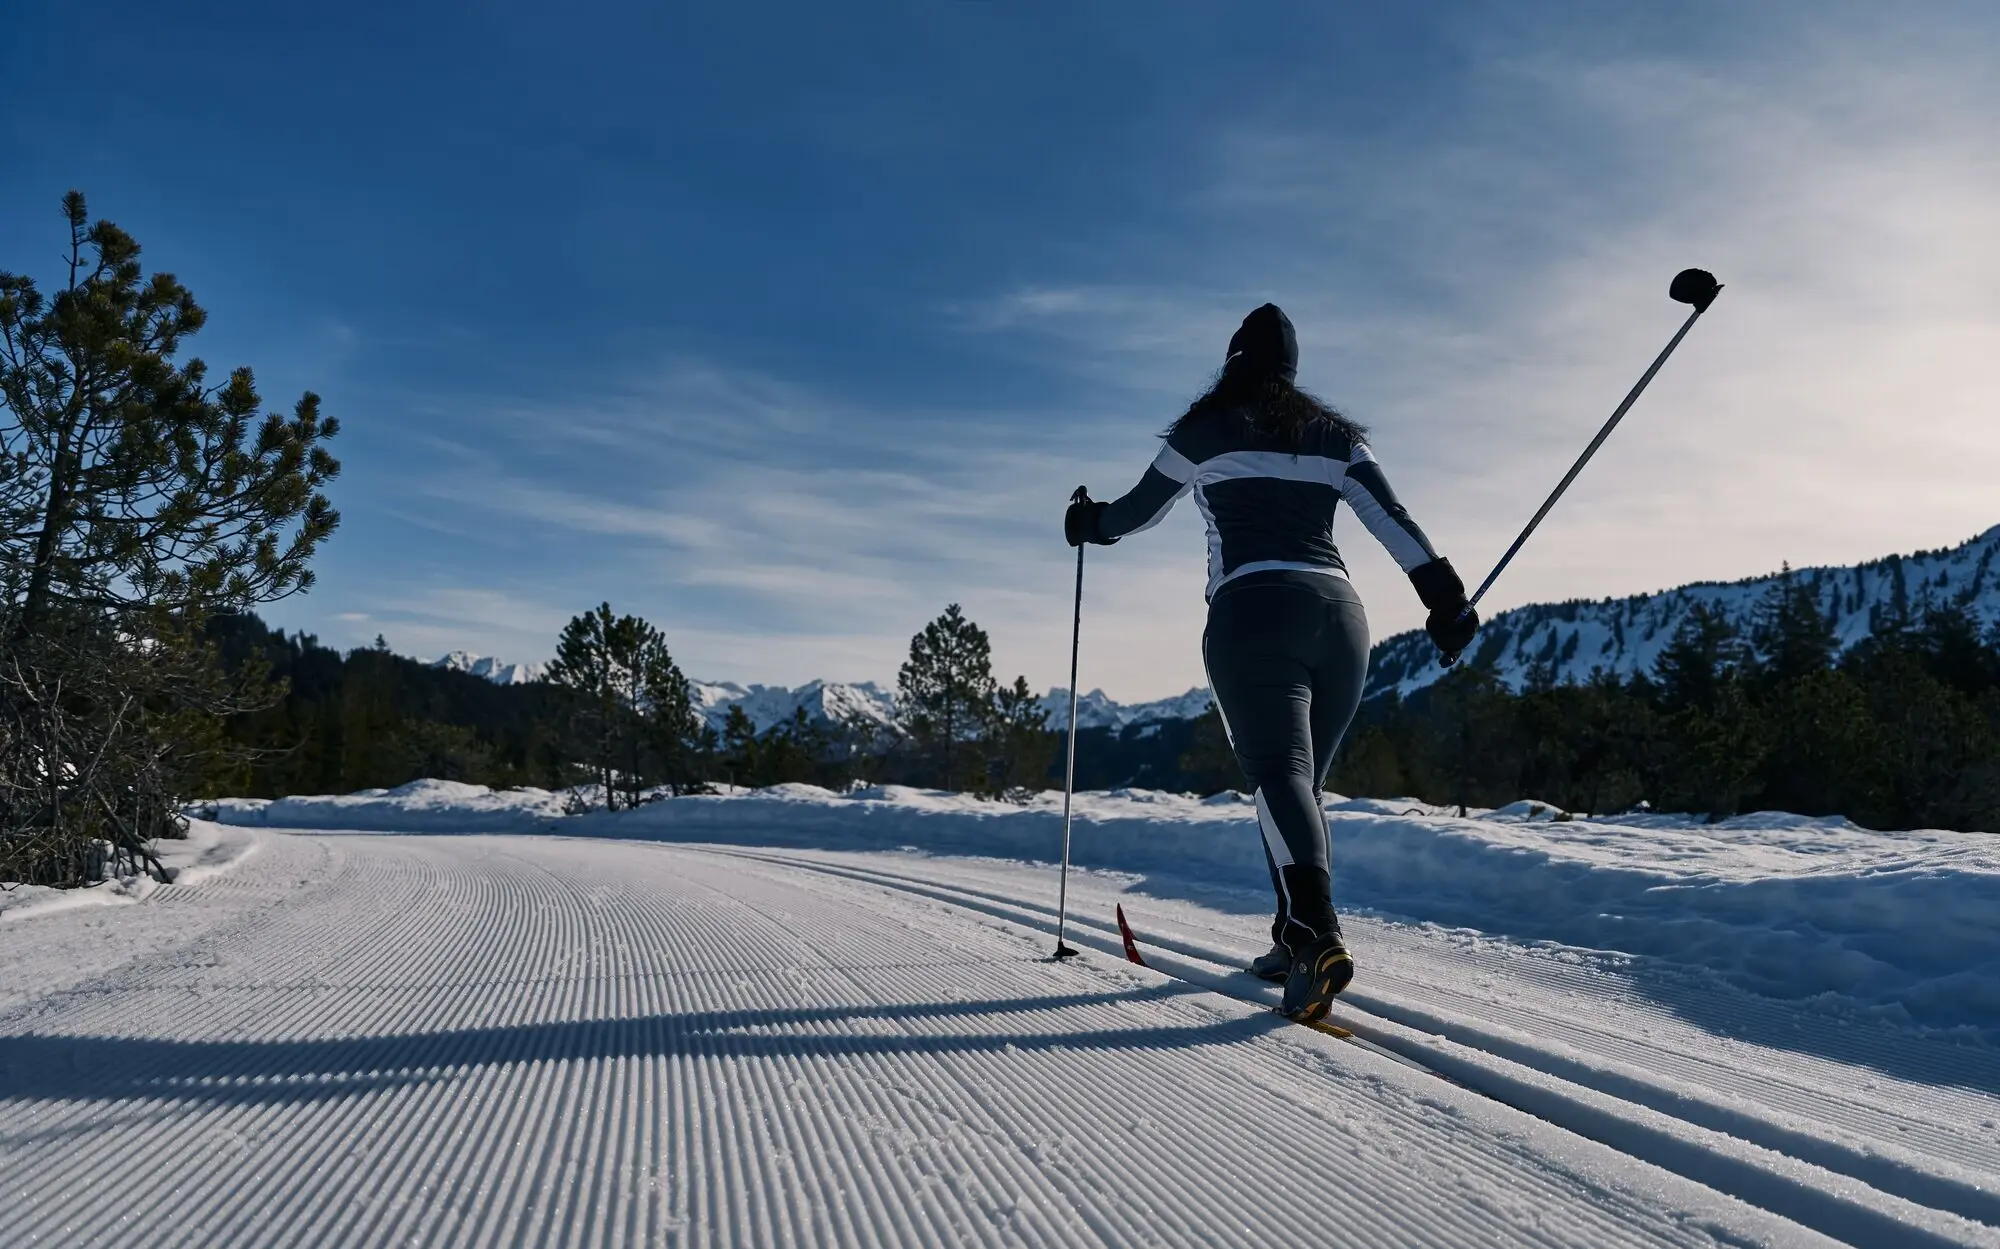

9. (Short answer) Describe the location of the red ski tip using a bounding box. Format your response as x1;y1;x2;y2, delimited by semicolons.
1115;904;1147;967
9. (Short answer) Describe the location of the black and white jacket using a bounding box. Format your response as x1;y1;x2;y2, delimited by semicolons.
1099;411;1439;599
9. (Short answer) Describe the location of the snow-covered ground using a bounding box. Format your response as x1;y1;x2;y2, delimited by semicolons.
0;819;259;925
201;780;2000;1037
4;784;1997;1246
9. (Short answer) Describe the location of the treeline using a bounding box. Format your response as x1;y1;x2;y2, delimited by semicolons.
1313;576;2000;831
212;570;2000;834
208;602;1061;803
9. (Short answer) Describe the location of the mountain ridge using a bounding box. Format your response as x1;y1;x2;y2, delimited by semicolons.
431;650;548;686
1364;522;2000;700
430;522;2000;725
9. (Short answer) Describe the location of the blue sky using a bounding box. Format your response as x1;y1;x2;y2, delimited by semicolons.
5;1;1998;699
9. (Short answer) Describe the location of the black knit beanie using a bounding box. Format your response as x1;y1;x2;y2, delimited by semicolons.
1224;303;1298;383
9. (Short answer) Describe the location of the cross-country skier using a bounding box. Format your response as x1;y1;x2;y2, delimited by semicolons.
1065;303;1479;1023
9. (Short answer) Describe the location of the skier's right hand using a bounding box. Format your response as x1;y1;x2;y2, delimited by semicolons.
1426;604;1479;655
1410;558;1478;654
1064;496;1118;547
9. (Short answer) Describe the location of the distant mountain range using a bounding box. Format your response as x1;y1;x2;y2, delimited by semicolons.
430;524;2000;726
688;679;900;733
425;654;1213;735
1364;523;2000;700
680;680;1214;735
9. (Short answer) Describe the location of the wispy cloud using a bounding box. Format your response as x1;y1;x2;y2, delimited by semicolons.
309;355;1136;683
947;13;2000;700
264;5;2000;700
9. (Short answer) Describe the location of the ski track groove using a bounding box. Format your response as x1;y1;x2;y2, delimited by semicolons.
1100;865;2000;1221
300;851;493;1246
715;867;1315;1248
692;876;1106;1249
6;830;1955;1246
704;854;1723;1249
776;852;1995;1249
705;845;2000;1249
26;840;421;1247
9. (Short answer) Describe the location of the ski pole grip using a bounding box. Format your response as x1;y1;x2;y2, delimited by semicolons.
1435;602;1475;669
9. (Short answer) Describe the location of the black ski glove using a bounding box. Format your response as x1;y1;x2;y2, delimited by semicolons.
1410;558;1479;655
1064;497;1118;547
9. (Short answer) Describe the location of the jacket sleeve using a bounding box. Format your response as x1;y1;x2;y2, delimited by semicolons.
1098;439;1196;541
1339;443;1440;572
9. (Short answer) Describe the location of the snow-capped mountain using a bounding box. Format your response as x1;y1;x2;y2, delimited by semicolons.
432;651;549;685
421;656;1210;733
1365;523;2000;700
691;679;899;734
1039;686;1213;731
687;680;1212;735
422;525;2000;721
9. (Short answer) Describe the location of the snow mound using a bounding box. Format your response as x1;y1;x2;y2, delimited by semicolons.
207;778;573;832
205;780;2000;1035
0;819;259;922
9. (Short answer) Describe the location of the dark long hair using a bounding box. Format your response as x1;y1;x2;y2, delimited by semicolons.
1166;367;1367;449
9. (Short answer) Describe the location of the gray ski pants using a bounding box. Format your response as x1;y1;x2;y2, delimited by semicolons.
1202;572;1370;952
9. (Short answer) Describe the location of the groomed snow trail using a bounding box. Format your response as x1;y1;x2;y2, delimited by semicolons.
0;833;1857;1248
711;847;2000;1249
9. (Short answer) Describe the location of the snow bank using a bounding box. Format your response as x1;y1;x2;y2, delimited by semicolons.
205;778;574;832
205;780;2000;1034
0;819;258;922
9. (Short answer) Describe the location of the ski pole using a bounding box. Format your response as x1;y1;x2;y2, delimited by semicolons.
1441;268;1722;667
1053;486;1088;959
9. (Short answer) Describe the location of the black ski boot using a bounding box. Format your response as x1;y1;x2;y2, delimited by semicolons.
1249;943;1290;982
1280;927;1353;1023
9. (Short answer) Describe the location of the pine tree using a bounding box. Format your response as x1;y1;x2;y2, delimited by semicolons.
984;675;1056;798
756;708;828;788
1652;604;1745;713
896;603;996;790
1752;570;1838;686
546;603;696;809
719;704;758;788
0;193;340;641
0;192;341;883
1328;723;1403;800
1426;666;1521;812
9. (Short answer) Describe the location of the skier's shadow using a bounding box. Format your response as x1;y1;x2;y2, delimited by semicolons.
0;980;1299;1110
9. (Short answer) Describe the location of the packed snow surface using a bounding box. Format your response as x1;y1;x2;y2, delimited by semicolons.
205;779;2000;1036
9;785;1997;1246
